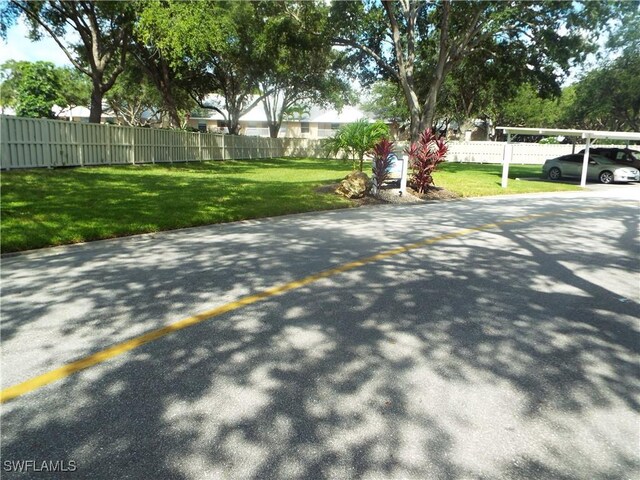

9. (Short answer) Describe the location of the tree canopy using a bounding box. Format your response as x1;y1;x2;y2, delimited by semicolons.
254;1;352;138
137;0;272;135
0;60;90;118
0;61;61;118
9;0;135;123
565;52;640;132
1;0;635;135
330;0;621;140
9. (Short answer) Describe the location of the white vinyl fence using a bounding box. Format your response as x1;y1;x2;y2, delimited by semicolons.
0;116;328;169
400;141;622;165
446;141;578;164
1;115;621;170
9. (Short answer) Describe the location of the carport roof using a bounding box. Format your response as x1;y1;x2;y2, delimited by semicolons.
497;127;640;188
498;127;640;142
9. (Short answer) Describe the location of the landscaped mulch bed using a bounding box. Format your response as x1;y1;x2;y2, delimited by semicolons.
316;183;460;206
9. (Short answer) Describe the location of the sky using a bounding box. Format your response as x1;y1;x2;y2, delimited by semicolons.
0;18;74;67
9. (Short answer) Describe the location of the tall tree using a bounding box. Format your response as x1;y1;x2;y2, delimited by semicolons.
57;66;91;111
137;0;269;135
127;39;193;129
498;83;573;129
0;60;61;118
0;60;90;117
104;56;163;127
10;0;134;123
256;1;351;138
435;35;549;133
330;1;618;140
563;2;640;132
564;53;640;131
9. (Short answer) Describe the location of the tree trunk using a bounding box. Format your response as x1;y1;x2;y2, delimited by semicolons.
262;91;283;138
89;82;103;123
162;89;181;128
408;108;423;143
421;60;450;135
227;114;241;135
422;91;438;134
268;123;280;138
226;99;244;135
160;61;181;128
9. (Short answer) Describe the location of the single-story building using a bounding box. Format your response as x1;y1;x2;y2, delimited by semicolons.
186;96;376;139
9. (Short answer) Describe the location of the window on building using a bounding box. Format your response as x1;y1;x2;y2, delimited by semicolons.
198;123;207;133
301;122;310;133
331;123;340;130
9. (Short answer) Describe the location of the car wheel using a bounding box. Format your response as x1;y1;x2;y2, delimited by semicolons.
548;167;561;180
599;171;614;184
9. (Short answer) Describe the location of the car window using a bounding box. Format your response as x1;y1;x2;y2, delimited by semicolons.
592;156;614;164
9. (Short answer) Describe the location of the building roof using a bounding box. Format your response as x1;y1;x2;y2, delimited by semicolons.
190;95;372;124
53;105;92;118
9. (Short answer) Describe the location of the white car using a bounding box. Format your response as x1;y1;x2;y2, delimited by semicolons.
542;154;640;184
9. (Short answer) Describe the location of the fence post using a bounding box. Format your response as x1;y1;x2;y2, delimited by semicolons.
222;134;226;160
76;123;84;167
106;123;112;165
169;131;173;164
131;128;136;165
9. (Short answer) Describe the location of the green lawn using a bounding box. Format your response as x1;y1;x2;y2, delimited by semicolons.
1;159;580;253
434;162;580;197
0;158;353;253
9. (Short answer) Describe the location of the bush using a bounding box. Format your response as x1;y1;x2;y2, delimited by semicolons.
406;128;448;193
371;138;395;194
324;119;390;172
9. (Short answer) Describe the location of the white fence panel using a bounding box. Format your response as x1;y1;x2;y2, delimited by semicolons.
0;116;288;169
447;142;582;164
2;116;630;170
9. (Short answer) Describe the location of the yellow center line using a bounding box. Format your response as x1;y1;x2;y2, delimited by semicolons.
0;206;607;403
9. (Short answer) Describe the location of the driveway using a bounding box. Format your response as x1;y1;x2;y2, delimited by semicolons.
1;188;639;479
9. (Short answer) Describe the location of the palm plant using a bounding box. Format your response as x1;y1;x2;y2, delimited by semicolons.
325;119;390;171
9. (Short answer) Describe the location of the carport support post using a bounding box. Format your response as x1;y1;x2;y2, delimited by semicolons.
580;136;591;187
501;133;512;188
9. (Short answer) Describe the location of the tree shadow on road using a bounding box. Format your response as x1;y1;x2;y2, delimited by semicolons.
1;197;638;479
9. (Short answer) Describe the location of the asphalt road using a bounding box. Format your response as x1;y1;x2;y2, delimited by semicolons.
1;186;639;479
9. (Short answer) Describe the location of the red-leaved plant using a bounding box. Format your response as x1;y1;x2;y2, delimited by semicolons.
371;137;395;194
406;128;448;193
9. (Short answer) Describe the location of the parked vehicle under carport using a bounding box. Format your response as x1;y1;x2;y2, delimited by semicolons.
577;147;640;170
542;154;640;184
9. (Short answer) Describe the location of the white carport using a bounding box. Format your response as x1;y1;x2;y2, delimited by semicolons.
498;127;640;188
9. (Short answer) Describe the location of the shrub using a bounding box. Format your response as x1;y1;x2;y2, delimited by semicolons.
406;128;448;193
324;119;390;172
371;137;395;194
